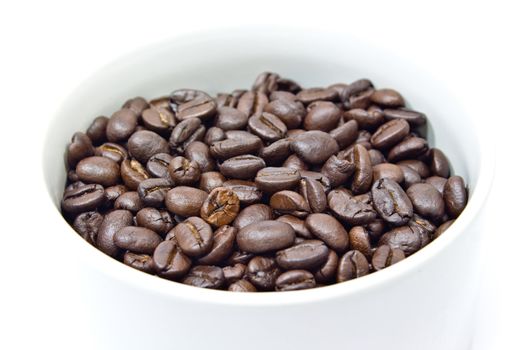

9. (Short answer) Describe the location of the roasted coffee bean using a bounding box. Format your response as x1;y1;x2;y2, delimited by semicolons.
255;167;301;193
429;148;450;177
276;215;313;239
210;132;263;160
106;108;138;142
96;210;133;257
72;211;104;245
371;245;405;271
204;126;226;145
321;155;355;187
121;159;149;190
399;165;421;188
252;71;279;94
270;191;310;218
86;116;109;145
327;188;376;225
259;138;291;165
444;176;467;218
341;79;374;106
170;217;213;257
62;184;105;214
349;144;373;194
169;118;203;151
248;112;287;142
215;107;249;130
183;265;225;289
237;220;295;253
276;77;302;93
199;171;226;193
184;141;215;173
215;90;245;108
123;252;156;274
373;163;404;183
136;208;173;236
387;137;428;162
434;220;455;238
299;171;331;193
76;156;120;187
226;251;254;265
290;131;339;165
276;240;329;270
286;129;306;138
305;213;349;252
170;89;217;121
368;149;386;166
275;270;316;291
67;132;94;167
348;226;372;258
146;153;173;178
344;108;383;131
94;142;128;163
114;191;143;213
406;183;445;221
313;250;339;283
153;240;191;280
137;178;172;207
223;263;246;284
269;90;297;102
246;256;281;290
370;119;410;149
219;155;266;180
141;107;176;135
104;185;126;207
197;225;237;265
233;204;273;230
228;279;257;292
200;187;240;227
222;180;262;205
425;176;447;196
379;226;421;256
370;89;405;107
336;250;369;282
282;154;308;170
165;186;207;217
122;97;149;116
168;156;201;185
408;214;435;247
329;120;359;149
296;87;338;104
355;130;372;149
304;101;341;132
113;226;162;254
372;178;413;226
397;159;431;178
237;91;268;117
299;177;327;213
347;87;374;110
149;96;171;109
383;108;426;126
263;99;305;129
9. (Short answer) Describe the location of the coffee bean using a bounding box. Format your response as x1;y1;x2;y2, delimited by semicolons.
313;250;339;283
171;217;213;257
183;265;226;289
153;240;191;280
227;251;254;265
383;108;426;126
103;185;127;208
168;156;201;185
233;204;273;230
61;184;105;214
136;208;174;235
170;89;217;121
434;220;455;239
370;119;410;149
368;149;386;166
263;99;305;129
276;215;313;239
387;137;428;162
76;156;120;187
215;107;249;130
141;107;176;135
210;132;263;160
370;89;405;107
321;155;355;187
276;240;329;270
197;225;237;265
252;71;279;94
290;131;339;165
137;178;172;207
371;245;405;271
428;148;450;177
237;91;268;117
275;270;316;291
246;256;281;290
215;90;245;108
222;180;262;205
184;141;215;173
282;154;308;171
223;263;246;284
204;126;225;145
270;190;310;218
67;132;94;167
200;187;240;227
199;171;226;193
305;213;349;252
165;186;207;217
86;116;109;145
379;226;421;256
259;138;291;165
348;226;372;258
255;167;301;193
296;87;338;104
169;118;203;152
122;97;149;116
106;108;138;142
146;153;173;178
248;112;288;142
299;177;327;213
94;142;128;163
113;226;162;254
327;188;376;225
96;210;133;257
72;211;104;245
406;183;445;221
299;171;331;193
349;144;373;194
329;120;359;149
373;163;404;183
444;176;467;218
399;165;421;188
228;279;257;292
237;220;295;253
269;90;297;102
425;176;447;196
347;87;374;109
344;108;383;131
114;191;143;213
408;214;435;247
123;252;156;274
219;155;266;180
304;101;341;132
397;159;431;178
341;79;374;106
372;178;413;226
336;250;369;282
121;159;149;190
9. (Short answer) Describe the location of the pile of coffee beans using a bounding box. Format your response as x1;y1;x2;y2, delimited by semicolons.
61;72;468;292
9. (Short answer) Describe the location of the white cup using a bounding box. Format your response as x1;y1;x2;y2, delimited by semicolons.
41;27;494;350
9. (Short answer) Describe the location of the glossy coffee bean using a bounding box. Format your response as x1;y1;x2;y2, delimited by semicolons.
123;252;156;274
425;176;447;196
94;142;128;163
200;187;240;227
237;91;268;117
136;208;173;236
313;250;339;283
383;108;426;126
197;225;237;265
103;185;126;207
349;144;373;194
397;159;431;178
61;184;105;214
165;186;208;217
210;132;263;160
372;178;413;226
168;156;201;185
368;149;386;166
228;279;257;292
341;79;374;106
233;204;273;230
169;118;203;152
86;116;109;145
336;250;369;282
276;240;329;270
329;120;359;149
263;99;305;129
296;87;338;104
223;263;246;284
106;108;138;142
96;209;133;257
434;220;455;238
370;119;410;149
305;213;349;252
408;214;435;248
199;171;226;193
141;107;176;135
72;211;104;245
399;165;422;189
248;112;288;142
321;155;355;187
252;71;279;94
246;256;281;290
444;176;467;218
370;89;405;107
153;240;191;280
222;180;262;205
137;178;172;207
255;167;301;193
328;188;376;225
373;163;404;183
237;220;295;253
184;141;215;173
379;226;421;256
114;191;143;213
387;137;428;162
283;154;308;171
146;153;173;178
259;138;291;165
344;108;383;131
215;107;249;130
406;183;445;221
67;132;94;167
204;126;226;145
304;101;341;131
170;89;217;121
275;270;316;291
122;97;149;116
121;159;149;190
183;266;225;289
429;148;450;177
113;226;162;254
219;155;266;180
372;245;405;271
276;215;313;239
290;131;339;165
171;217;213;257
270;190;310;218
348;226;372;258
299;177;327;213
76;156;120;187
299;171;331;193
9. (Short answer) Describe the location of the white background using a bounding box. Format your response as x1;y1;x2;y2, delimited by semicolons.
0;1;523;349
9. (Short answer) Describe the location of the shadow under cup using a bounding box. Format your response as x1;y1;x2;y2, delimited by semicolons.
42;30;492;350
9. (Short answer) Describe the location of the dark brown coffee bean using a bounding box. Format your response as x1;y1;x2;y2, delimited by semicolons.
204;126;226;145
219;155;266;180
397;159;431;178
365;219;386;242
290;131;339;165
223;263;246;284
200;187;240;227
296;87;338;104
168;156;201;185
169;118;203;151
210;132;263;160
313;250;338;283
120;159;149;190
379;225;422;256
305;213;349;252
276;215;313;239
255;167;301;193
199;171;226;193
387;137;428;162
275;270;316;291
329;120;359;149
408;214;435;247
343;108;383;131
94;142;129;164
425;176;447;196
429;148;450;178
336;250;369;282
304;101;341;131
269;90;297;102
327;188;376;225
341;79;373;105
434;220;455;239
276;240;329;270
165;186;207;217
222;180;262;205
106;108;138;142
406;183;445;221
103;185;127;207
184;141;215;173
399;165;421;188
141;107;176;135
197;225;237;265
215;107;249;130
321;155;355;187
237;220;295;253
215;90;245;108
371;245;405;271
347;87;374;109
237;91;268;117
246;256;281;290
96;210;133;257
114;191;143;213
146;153;173;178
170;89;216;121
259;138;291;165
348;226;372;258
123;252;155;274
444;176;467;218
282;154;308;171
67;132;94;167
276;77;302;93
299;177;327;213
368;149;386;166
270;190;310;218
113;226;162;254
86;116;109;145
370;119;410;149
286;129;306;138
349;144;373;194
226;251;254;265
76;156;120;187
252;71;279;94
153;240;191;280
228;279;257;292
370;89;405;107
248;112;288;142
372;178;413;226
137;178;172;207
62;184;105;214
233;204;273;230
383;108;426;126
299;171;331;193
122;97;149;116
171;217;213;257
263;99;305;129
136;208;174;236
373;163;404;183
72;211;103;245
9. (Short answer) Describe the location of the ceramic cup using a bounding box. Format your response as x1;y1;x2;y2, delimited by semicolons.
41;27;494;350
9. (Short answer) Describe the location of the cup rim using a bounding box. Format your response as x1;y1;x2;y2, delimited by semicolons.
41;26;495;306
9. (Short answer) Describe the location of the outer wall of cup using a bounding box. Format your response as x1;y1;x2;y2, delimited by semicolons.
41;28;493;350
